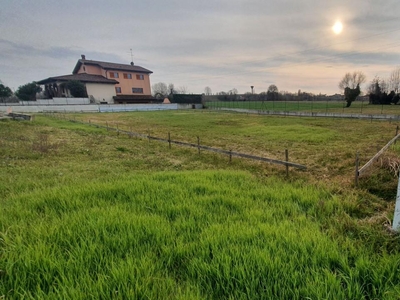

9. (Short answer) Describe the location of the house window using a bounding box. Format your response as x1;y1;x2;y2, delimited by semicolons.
123;73;132;79
115;87;122;93
136;74;144;80
110;72;119;78
132;87;143;93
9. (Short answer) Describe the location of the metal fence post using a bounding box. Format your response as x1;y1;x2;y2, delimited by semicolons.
393;175;400;231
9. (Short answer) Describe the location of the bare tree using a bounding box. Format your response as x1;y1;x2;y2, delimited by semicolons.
152;82;168;98
380;78;389;94
228;88;238;95
367;76;380;95
268;84;278;93
204;86;212;95
338;71;366;90
176;86;189;94
168;83;176;94
267;84;279;101
389;66;400;93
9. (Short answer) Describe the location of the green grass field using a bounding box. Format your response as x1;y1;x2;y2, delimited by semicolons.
205;100;400;115
1;112;400;299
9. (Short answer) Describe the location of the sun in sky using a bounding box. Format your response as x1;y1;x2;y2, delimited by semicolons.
332;21;343;34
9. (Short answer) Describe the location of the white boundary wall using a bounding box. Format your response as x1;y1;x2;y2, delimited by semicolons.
0;103;183;113
99;104;178;112
17;98;90;105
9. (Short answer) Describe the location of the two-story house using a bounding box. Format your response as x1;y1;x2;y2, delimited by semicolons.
73;55;153;103
37;55;154;104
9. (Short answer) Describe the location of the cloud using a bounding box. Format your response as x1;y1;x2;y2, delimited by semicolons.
1;0;400;94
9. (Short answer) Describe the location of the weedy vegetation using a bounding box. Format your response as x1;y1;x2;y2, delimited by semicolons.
1;111;400;299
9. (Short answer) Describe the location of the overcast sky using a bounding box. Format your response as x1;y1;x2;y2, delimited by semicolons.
1;0;399;95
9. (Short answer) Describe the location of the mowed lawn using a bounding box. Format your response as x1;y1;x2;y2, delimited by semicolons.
1;112;400;299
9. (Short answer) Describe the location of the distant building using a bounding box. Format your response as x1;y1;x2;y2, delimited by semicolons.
37;55;155;104
328;93;344;101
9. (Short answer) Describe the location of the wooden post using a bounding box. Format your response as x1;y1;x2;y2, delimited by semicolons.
355;152;359;187
229;150;232;162
117;124;119;136
168;132;171;149
197;136;200;155
285;149;289;177
148;129;150;142
106;121;109;131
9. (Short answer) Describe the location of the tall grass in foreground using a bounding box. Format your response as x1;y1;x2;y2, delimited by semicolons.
1;171;400;299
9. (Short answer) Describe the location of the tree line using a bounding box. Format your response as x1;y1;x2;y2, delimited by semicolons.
0;81;42;102
151;82;189;99
3;66;400;105
338;67;400;107
203;84;337;102
0;80;87;102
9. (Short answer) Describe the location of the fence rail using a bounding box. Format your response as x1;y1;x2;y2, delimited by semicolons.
205;99;400;118
210;107;400;122
46;112;307;174
355;126;400;185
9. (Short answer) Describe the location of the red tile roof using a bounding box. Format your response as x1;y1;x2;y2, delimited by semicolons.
73;59;153;74
37;74;119;85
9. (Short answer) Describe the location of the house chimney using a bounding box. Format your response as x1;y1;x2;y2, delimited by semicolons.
130;61;134;66
81;54;86;60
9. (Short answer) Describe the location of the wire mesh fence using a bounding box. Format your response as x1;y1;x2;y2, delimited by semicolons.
204;99;400;117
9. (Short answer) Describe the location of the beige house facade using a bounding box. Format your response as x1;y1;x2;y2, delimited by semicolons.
36;74;118;103
37;55;154;104
73;55;153;103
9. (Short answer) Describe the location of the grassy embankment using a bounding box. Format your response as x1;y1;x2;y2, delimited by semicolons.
1;111;400;299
